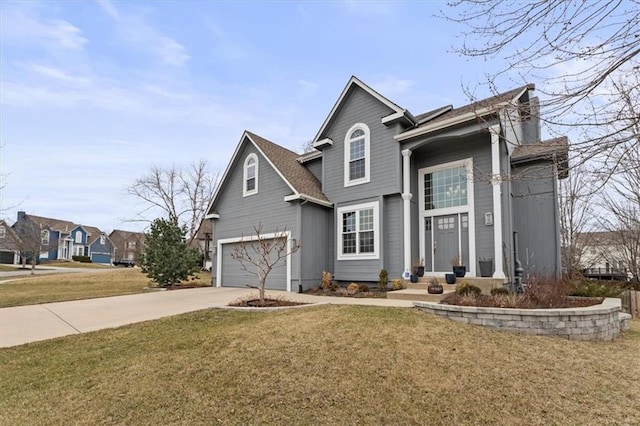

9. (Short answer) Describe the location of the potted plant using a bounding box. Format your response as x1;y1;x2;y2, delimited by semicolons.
427;277;443;294
412;258;425;277
451;255;466;277
445;273;456;284
478;257;494;277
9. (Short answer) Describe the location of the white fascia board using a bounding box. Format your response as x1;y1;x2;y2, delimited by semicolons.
312;76;406;142
312;138;333;150
244;134;299;196
381;110;417;127
394;105;504;141
204;213;219;219
297;150;323;162
284;193;333;208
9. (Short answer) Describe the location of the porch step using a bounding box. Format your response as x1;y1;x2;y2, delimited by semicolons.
406;276;507;294
386;289;452;302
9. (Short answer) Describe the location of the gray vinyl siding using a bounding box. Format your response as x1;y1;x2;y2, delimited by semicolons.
212;142;300;287
221;241;287;290
383;194;404;278
304;157;322;182
319;86;402;204
512;161;562;277
412;134;495;272
298;203;331;291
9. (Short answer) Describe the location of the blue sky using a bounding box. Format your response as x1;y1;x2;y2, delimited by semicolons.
0;0;514;232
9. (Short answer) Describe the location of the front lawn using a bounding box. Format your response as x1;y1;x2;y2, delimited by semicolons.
0;269;212;308
1;306;638;424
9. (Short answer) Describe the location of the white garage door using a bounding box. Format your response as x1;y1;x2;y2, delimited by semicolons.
219;238;289;291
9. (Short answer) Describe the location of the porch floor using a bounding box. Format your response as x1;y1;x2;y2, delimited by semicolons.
387;276;507;302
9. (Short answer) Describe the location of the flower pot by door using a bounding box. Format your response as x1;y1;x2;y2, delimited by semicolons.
452;266;466;277
445;273;456;284
479;260;493;277
410;274;418;283
416;266;425;277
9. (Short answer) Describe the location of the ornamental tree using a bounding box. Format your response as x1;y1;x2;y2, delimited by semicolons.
140;218;201;287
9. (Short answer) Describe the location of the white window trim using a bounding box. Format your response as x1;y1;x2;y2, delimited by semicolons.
0;226;5;239
75;231;83;244
337;201;379;260
343;123;371;187
418;158;476;276
41;230;50;245
243;153;259;197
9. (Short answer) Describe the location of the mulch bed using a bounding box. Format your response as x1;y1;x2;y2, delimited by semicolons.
306;288;389;298
162;284;211;290
228;298;307;307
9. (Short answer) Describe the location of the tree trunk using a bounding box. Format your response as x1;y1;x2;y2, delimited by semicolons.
31;259;36;275
259;276;266;305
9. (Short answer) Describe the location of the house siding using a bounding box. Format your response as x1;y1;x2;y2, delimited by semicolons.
320;86;402;204
512;161;562;277
299;202;331;290
304;157;323;183
212;142;300;287
383;194;404;278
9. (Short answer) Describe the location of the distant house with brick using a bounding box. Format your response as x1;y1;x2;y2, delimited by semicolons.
109;229;145;262
0;219;22;264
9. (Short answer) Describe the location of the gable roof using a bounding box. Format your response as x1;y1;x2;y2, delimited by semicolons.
24;214;76;233
396;84;534;141
313;76;416;142
207;131;331;216
511;136;569;178
0;219;22;251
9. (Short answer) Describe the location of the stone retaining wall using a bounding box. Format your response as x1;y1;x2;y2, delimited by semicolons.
414;298;626;341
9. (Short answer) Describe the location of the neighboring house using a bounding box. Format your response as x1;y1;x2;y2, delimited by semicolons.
109;229;145;262
577;231;632;280
205;76;568;292
192;220;213;270
12;212;114;264
0;219;22;264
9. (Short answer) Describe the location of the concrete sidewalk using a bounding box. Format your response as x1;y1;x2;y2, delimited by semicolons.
0;287;414;348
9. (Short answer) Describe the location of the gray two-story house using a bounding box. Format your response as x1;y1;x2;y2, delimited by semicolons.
205;76;568;292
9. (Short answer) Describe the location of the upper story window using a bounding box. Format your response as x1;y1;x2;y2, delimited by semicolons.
337;201;379;260
423;164;468;210
127;241;137;249
75;231;83;244
0;226;5;239
41;230;50;245
344;123;370;187
243;153;258;197
100;235;105;245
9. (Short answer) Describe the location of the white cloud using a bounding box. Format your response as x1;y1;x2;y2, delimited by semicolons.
0;8;87;51
96;0;119;20
24;63;92;86
370;76;415;96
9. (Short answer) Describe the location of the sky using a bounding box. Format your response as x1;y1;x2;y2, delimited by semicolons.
1;0;517;233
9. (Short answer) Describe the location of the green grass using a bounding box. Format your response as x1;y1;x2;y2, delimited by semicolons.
0;265;19;272
1;306;638;425
0;269;212;308
42;261;113;269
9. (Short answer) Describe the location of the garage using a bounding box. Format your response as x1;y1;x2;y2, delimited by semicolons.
0;251;17;264
218;235;290;291
90;253;112;264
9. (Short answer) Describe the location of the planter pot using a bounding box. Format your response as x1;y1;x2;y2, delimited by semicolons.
428;284;444;294
416;266;425;277
452;266;466;277
478;260;494;277
445;273;457;284
410;274;418;283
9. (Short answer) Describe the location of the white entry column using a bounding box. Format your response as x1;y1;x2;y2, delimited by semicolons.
490;125;506;278
402;149;412;274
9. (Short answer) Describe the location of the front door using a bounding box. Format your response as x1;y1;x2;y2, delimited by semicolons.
434;215;459;271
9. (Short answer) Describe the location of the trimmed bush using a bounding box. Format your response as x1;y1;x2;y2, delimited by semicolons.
570;281;625;298
346;283;359;295
456;282;481;296
378;269;388;291
72;255;91;263
321;271;333;290
490;287;509;296
358;284;370;293
392;279;404;290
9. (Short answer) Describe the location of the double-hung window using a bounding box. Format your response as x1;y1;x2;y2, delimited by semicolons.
243;153;258;196
344;123;370;187
337;201;379;259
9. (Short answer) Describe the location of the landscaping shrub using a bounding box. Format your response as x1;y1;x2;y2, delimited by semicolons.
321;271;333;290
392;279;404;290
347;283;359;295
456;282;481;296
569;280;625;298
490;287;509;296
358;284;370;293
71;255;91;263
378;269;388;291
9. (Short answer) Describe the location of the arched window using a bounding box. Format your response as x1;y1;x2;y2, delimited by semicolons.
344;123;370;187
243;153;258;196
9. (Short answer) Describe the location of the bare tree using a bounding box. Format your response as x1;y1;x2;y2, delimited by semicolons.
558;163;597;278
231;224;300;305
13;219;44;274
127;159;219;244
443;0;640;177
597;88;640;284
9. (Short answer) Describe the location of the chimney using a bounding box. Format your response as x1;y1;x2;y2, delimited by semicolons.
17;211;26;222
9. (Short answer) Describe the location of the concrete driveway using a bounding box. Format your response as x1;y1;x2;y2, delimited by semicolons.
0;287;414;348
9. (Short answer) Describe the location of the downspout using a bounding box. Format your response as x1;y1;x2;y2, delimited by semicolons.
401;149;412;274
296;200;306;293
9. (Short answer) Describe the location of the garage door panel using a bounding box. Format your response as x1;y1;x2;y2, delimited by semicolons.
221;240;287;290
